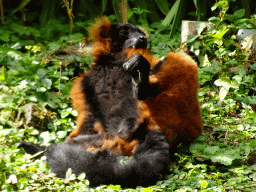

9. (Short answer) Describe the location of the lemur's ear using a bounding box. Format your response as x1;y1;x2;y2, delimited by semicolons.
89;17;112;43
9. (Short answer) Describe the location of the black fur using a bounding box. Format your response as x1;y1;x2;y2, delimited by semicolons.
18;129;170;188
77;24;150;139
17;142;46;156
185;50;200;65
110;23;147;52
123;53;151;100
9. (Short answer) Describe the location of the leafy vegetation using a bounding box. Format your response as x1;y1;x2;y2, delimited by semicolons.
1;0;256;191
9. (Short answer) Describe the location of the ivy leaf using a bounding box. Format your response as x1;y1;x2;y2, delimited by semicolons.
214;78;231;89
38;87;47;92
214;78;235;102
48;42;60;51
6;174;17;184
42;78;52;88
211;149;242;166
219;87;229;102
78;173;86;181
249;140;256;148
211;153;233;166
37;70;46;78
65;169;76;183
61;110;70;118
39;131;54;145
71;110;78;116
57;131;67;139
209;17;220;25
200;180;208;188
250;63;256;70
18;79;29;90
205;146;220;154
234;9;245;19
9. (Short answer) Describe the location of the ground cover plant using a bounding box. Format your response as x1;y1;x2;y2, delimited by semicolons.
1;1;256;191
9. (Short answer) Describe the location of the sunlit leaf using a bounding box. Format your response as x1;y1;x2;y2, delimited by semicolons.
219;87;229;102
61;110;70;118
57;131;67;139
39;131;53;145
200;180;208;188
212;29;229;39
6;174;17;184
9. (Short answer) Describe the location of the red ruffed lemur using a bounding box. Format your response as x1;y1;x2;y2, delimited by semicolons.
69;17;202;149
18;17;202;188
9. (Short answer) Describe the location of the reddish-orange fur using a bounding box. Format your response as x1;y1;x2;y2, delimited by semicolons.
69;17;202;154
70;76;91;137
120;48;202;147
90;16;112;61
69;17;112;138
84;134;138;156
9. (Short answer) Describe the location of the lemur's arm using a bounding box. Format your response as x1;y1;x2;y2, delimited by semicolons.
123;53;152;100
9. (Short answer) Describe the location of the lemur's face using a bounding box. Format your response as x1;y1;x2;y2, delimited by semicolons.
110;23;147;52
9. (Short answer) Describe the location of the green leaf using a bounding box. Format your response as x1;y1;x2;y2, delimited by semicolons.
249;140;256;148
219;87;229;102
205;146;220;154
28;96;37;102
210;148;242;166
65;168;76;183
161;0;181;27
234;9;245;19
38;87;47;92
61;110;70;118
186;35;200;44
155;0;169;15
37;70;46;78
215;78;233;102
65;168;73;178
189;143;207;152
212;28;229;39
214;78;231;89
230;79;239;89
12;0;32;14
71;110;78;117
237;124;244;131
39;131;53;145
42;78;52;88
200;180;208;188
0;32;10;42
216;0;229;10
18;80;29;90
48;42;60;51
209;17;221;25
78;173;86;180
250;63;256;70
57;131;67;139
102;0;108;13
17;177;28;189
0;69;6;81
233;75;242;84
6;174;17;184
211;153;233;166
